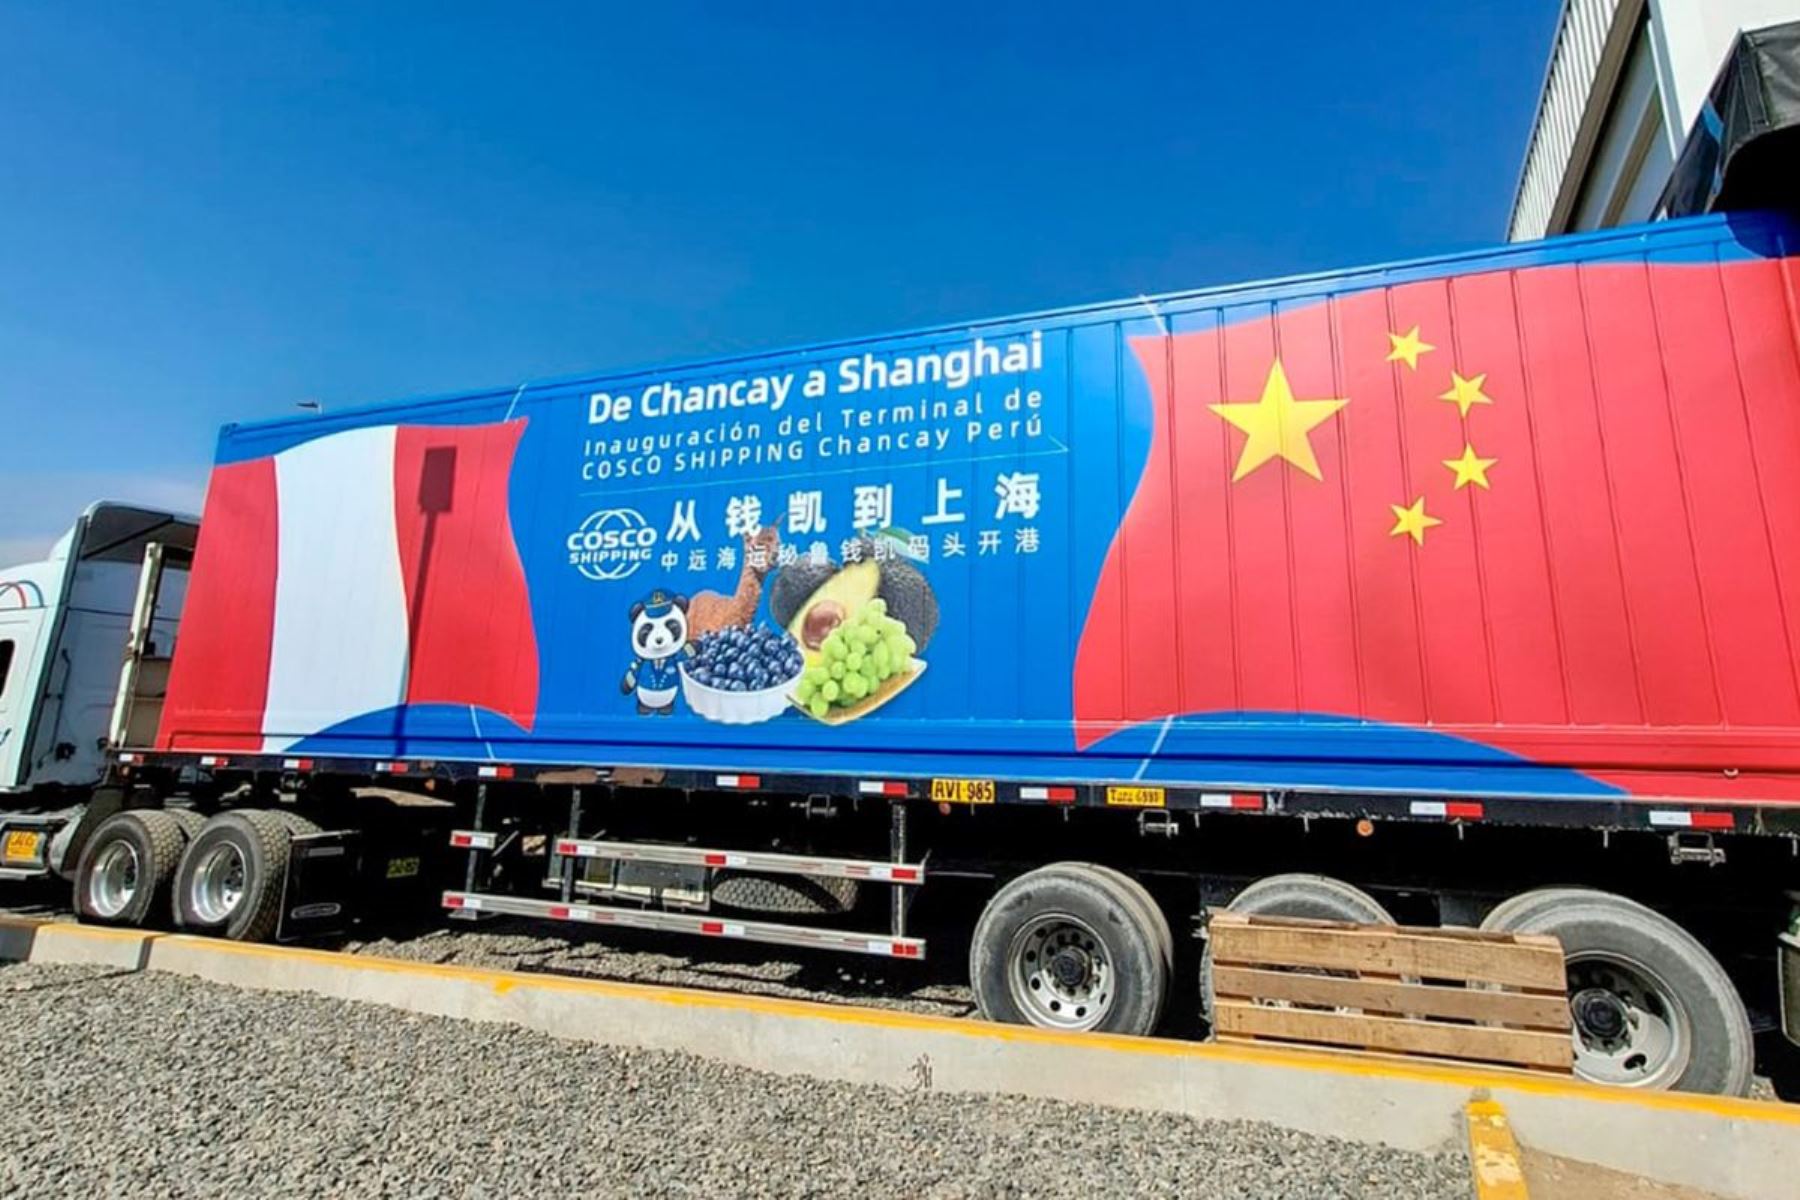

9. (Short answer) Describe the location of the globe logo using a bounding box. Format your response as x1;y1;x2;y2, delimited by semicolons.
565;508;657;581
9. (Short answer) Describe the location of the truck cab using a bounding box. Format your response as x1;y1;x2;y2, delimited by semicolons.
0;502;197;877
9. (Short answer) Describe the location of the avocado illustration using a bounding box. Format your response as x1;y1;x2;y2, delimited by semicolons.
784;559;880;655
872;553;938;652
768;558;837;631
768;544;941;658
768;544;943;726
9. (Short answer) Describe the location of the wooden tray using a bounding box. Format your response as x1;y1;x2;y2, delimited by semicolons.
1207;910;1573;1073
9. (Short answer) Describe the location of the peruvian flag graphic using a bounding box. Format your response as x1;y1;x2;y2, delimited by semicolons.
158;419;539;751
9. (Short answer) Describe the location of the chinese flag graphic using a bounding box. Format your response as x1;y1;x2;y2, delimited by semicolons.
1072;249;1800;799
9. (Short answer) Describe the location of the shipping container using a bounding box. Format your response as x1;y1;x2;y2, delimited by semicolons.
157;211;1800;807
8;212;1800;1098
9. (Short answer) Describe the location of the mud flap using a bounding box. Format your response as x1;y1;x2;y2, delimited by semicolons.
277;830;360;941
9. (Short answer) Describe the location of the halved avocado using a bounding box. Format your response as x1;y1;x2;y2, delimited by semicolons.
768;558;838;630
786;559;880;660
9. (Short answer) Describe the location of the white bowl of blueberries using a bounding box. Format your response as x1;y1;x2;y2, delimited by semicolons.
680;623;807;724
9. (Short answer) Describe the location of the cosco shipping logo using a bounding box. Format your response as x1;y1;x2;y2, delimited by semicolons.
567;508;657;581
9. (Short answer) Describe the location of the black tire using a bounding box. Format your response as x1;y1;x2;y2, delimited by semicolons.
970;863;1168;1036
1481;887;1753;1096
712;871;860;915
172;810;295;943
1223;873;1395;924
73;810;190;928
1082;863;1175;975
1200;873;1395;1025
165;808;207;841
268;809;323;837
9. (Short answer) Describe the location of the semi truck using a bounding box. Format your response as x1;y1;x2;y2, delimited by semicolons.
4;211;1800;1098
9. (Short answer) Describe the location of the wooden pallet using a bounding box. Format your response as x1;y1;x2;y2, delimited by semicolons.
1207;910;1573;1073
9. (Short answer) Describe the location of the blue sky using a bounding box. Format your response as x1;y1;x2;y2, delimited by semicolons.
1;1;1559;563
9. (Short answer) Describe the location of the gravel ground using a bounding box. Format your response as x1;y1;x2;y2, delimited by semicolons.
344;916;981;1019
0;961;1470;1199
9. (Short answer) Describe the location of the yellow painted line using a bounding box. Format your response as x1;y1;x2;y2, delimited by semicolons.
17;918;1800;1128
1466;1099;1530;1200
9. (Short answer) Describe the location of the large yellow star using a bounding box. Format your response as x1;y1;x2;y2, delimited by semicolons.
1439;371;1493;418
1209;360;1348;482
1443;443;1497;489
1389;497;1442;545
1386;326;1435;370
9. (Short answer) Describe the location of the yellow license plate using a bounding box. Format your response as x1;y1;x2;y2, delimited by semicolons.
1106;785;1166;808
930;777;996;804
385;855;421;880
2;830;45;864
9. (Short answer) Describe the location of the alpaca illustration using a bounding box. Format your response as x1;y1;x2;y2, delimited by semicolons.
687;523;781;637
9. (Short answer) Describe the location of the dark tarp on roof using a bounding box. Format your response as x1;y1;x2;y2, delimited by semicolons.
1660;19;1800;219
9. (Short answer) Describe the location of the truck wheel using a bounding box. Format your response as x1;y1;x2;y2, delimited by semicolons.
268;809;323;837
165;808;207;840
1480;888;1753;1096
73;810;190;927
1200;874;1395;1026
1083;863;1175;974
970;863;1168;1036
712;871;860;915
172;810;294;943
1223;873;1395;923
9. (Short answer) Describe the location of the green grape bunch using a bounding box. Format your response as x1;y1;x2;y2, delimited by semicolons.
792;598;918;718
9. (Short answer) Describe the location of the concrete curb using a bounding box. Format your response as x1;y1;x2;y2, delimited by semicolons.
4;919;1795;1199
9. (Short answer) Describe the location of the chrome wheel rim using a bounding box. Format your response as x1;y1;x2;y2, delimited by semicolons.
1566;952;1690;1088
86;841;140;919
188;843;247;925
1007;913;1112;1031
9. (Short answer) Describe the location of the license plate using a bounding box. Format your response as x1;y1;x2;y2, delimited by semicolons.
384;855;420;880
2;830;45;865
1106;785;1166;808
930;777;996;804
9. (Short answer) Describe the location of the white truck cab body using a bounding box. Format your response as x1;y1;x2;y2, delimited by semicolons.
0;503;196;875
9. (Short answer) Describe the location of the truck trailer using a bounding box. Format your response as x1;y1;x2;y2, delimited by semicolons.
4;212;1800;1097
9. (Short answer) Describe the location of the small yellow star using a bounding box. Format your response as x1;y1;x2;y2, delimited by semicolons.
1208;359;1348;482
1386;326;1435;370
1389;497;1442;545
1442;444;1497;489
1439;371;1492;418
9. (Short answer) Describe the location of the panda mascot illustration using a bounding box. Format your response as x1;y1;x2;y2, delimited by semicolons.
620;589;694;716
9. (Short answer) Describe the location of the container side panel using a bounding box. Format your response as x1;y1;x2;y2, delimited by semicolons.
1720;251;1800;709
261;425;410;752
1646;246;1800;726
1334;290;1427;725
1512;267;1644;728
1275;295;1361;719
1579;259;1721;726
1444;270;1568;727
1165;308;1239;716
1389;277;1496;726
394;419;539;731
1219;302;1300;713
156;459;278;751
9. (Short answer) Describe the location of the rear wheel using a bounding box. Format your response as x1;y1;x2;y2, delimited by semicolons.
172;810;295;943
970;863;1169;1036
73;810;190;928
1481;887;1753;1096
1201;873;1395;1026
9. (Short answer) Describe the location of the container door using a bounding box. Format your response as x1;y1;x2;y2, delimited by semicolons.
0;609;47;789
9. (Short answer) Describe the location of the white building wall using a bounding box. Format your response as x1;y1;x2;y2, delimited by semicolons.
1508;0;1800;241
